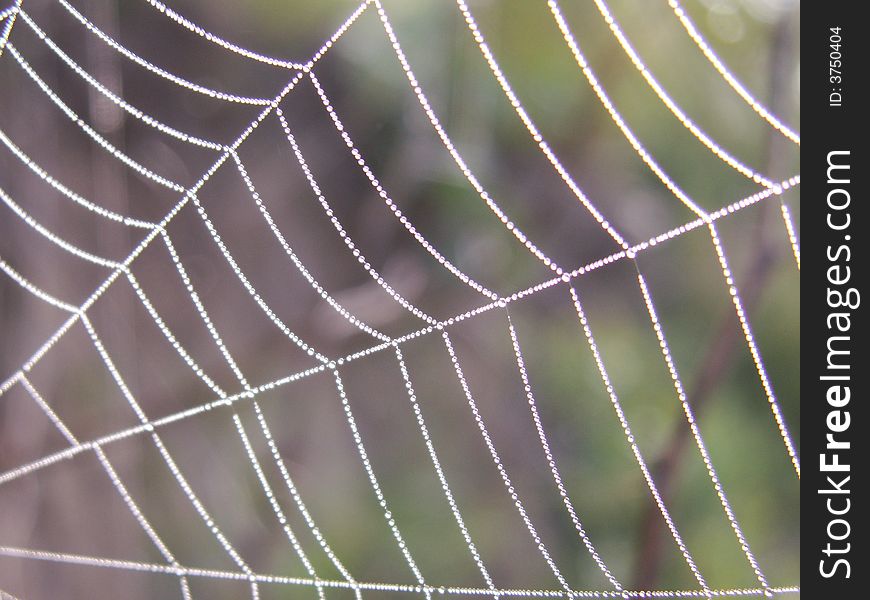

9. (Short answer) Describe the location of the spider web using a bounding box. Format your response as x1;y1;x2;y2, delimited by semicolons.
0;0;799;598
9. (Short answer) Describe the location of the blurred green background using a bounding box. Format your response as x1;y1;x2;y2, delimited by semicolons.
0;0;799;598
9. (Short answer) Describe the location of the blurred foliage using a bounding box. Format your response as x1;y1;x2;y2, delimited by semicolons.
0;0;799;598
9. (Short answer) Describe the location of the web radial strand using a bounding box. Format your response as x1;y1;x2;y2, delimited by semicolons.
0;546;807;598
547;0;800;478
666;0;800;144
0;175;799;466
0;174;798;412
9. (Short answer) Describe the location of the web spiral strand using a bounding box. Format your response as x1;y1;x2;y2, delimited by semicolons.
0;185;123;269
159;195;362;598
0;126;155;227
231;149;392;343
453;0;628;252
332;368;432;599
588;0;801;269
1;13;374;596
779;203;800;269
0;175;800;488
233;415;327;599
0;0;21;57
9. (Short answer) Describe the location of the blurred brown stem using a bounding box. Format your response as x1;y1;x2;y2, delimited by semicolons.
631;14;796;590
632;228;777;588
